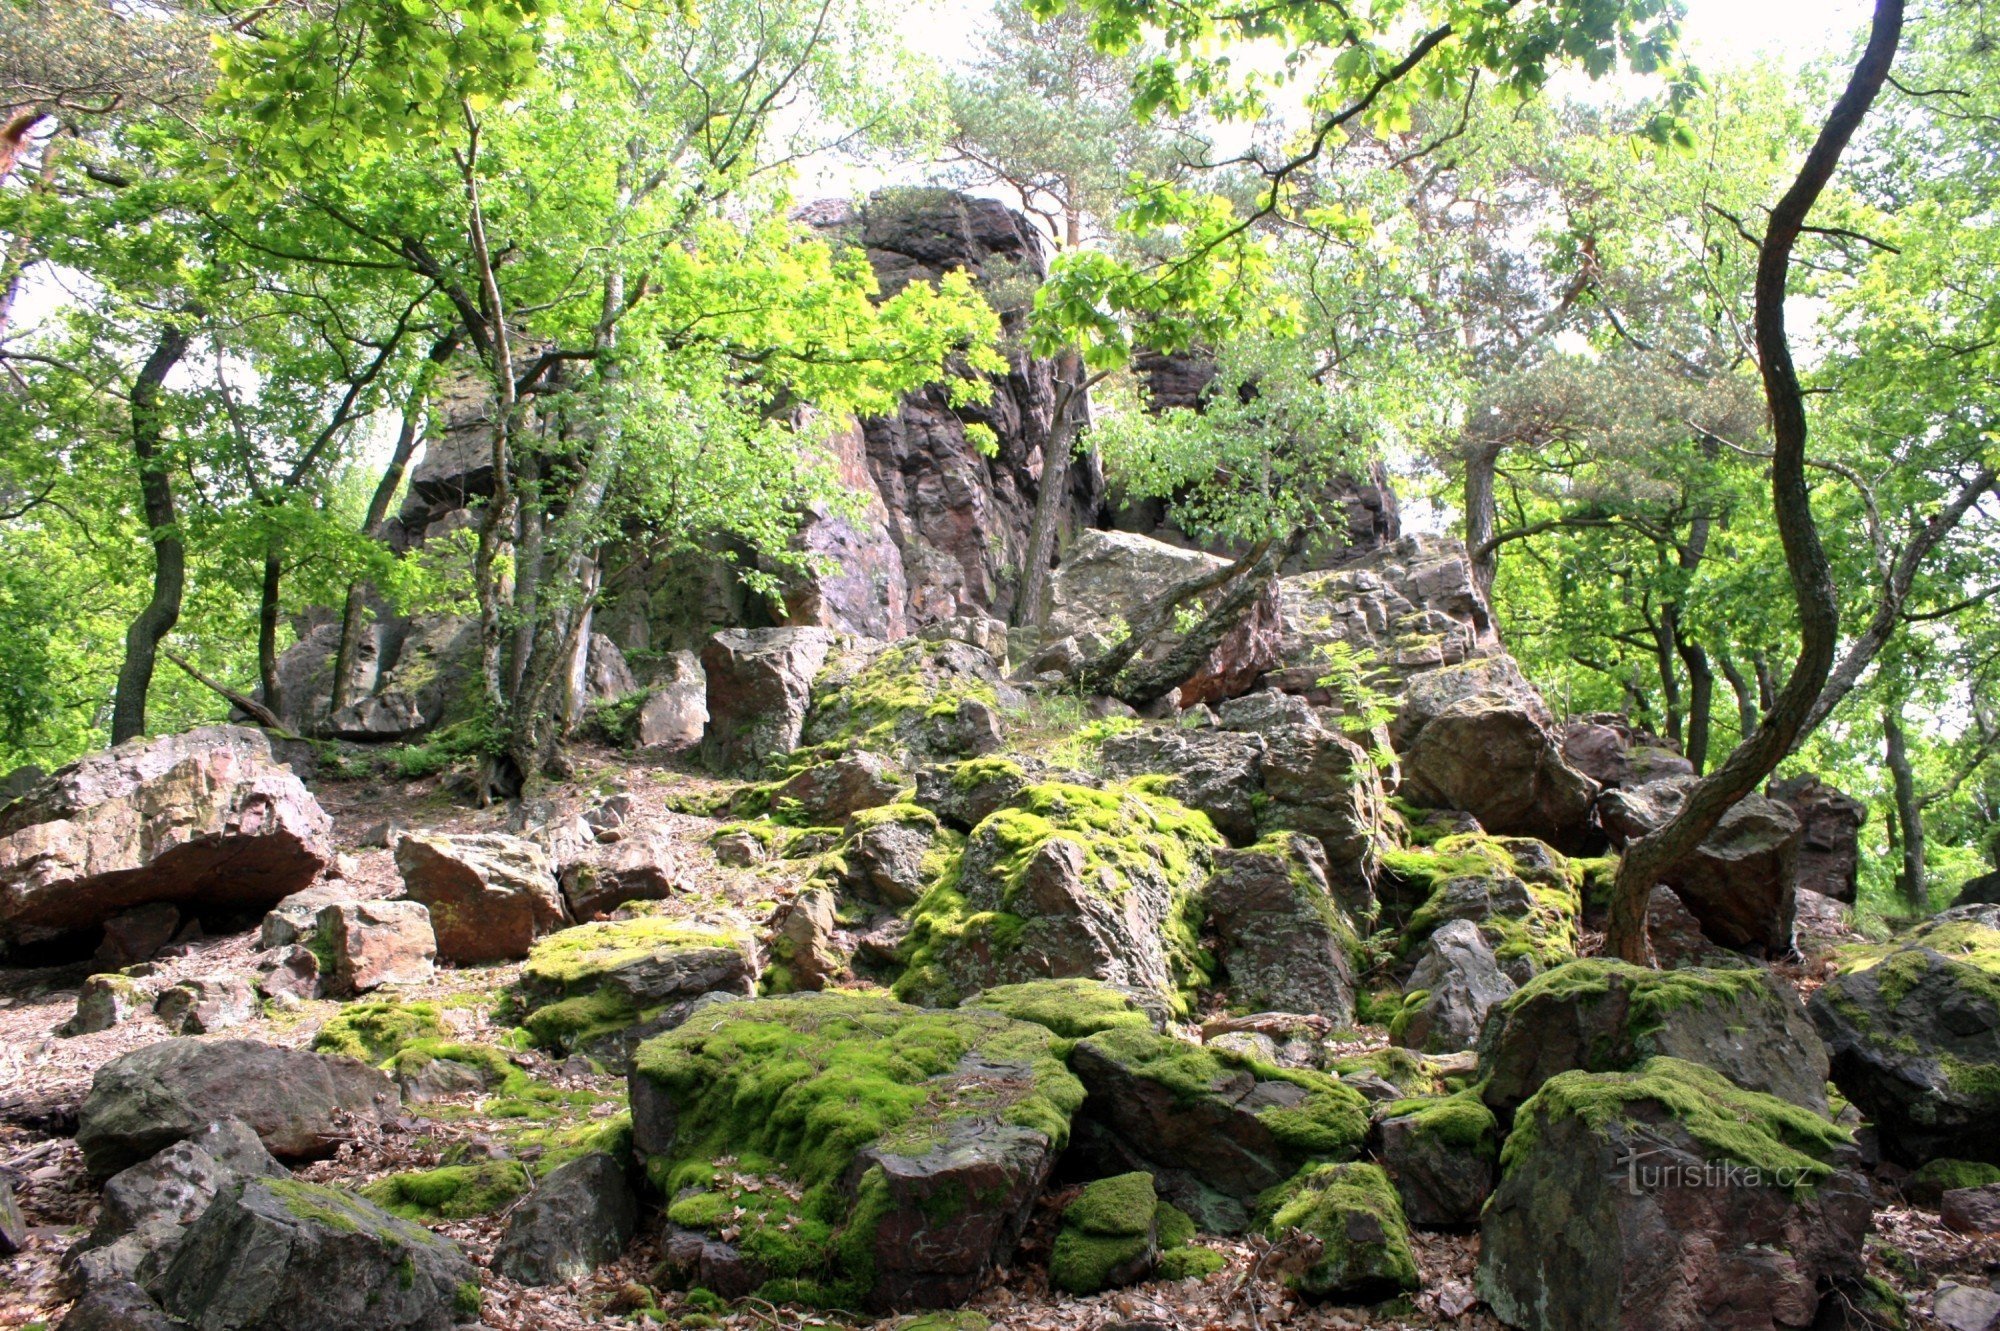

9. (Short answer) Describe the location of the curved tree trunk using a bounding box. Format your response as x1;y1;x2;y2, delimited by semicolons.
111;325;194;746
1464;439;1502;602
1013;351;1088;630
1884;700;1926;909
1606;0;1902;963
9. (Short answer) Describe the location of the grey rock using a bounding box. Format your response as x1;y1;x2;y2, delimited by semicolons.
700;627;836;777
63;972;165;1037
492;1153;638;1286
1935;1284;2000;1331
1393;920;1515;1055
55;1281;181;1331
1402;695;1597;850
1099;726;1267;843
1202;834;1357;1024
775;752;903;823
76;1039;399;1177
153;976;259;1036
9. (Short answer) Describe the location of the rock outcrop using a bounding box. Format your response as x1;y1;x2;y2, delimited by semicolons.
0;727;332;955
1771;773;1866;905
393;832;567;963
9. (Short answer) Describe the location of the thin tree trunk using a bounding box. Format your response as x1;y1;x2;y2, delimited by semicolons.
257;540;284;718
1717;649;1760;739
111;325;194;745
1884;701;1926;909
1676;633;1714;774
1464;439;1502;602
1652;609;1684;752
1607;0;1900;962
330;333;458;717
1013;352;1089;630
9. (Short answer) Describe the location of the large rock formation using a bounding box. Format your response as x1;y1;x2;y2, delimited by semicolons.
1771;773;1865;905
0;727;333;955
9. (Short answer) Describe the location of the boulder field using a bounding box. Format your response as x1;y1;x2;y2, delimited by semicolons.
6;526;1986;1331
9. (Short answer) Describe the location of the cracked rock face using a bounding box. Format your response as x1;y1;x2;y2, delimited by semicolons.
0;726;333;955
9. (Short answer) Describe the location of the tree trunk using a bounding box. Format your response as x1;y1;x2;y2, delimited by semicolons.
111;325;194;745
1884;701;1926;909
330;334;458;718
257;538;285;719
1675;633;1714;774
1651;610;1684;752
1012;353;1087;630
1464;439;1502;601
1717;649;1760;739
1606;0;1901;963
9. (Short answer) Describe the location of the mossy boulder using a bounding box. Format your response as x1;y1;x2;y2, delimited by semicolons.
492;1152;639;1286
314;1001;447;1064
1049;1172;1159;1294
1201;833;1360;1025
1908;1158;2000;1206
1370;1091;1498;1228
628;992;1083;1311
1261;1162;1418;1302
894;779;1223;1014
516;918;757;1069
913;757;1040;834
1396;834;1580;980
959;977;1162;1044
156;1177;479;1331
1477;1058;1869;1331
1810;914;2000;1165
841;803;960;908
802;638;1015;763
1476;958;1830;1117
1097;725;1268;844
1066;1025;1369;1233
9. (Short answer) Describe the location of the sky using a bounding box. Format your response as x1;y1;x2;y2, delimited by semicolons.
1678;0;1876;68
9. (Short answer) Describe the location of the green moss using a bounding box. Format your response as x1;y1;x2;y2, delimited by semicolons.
1262;1162;1419;1300
1379;1091;1499;1154
263;1178;444;1248
1910;1158;2000;1201
312;1001;446;1064
895;1315;991;1331
631;993;1084;1307
1497;957;1778;1046
1833;919;2000;981
806;640;1003;752
1066;1172;1157;1236
893;780;1222;1014
1156;1200;1197;1249
1050;1227;1151;1295
359;1161;531;1220
1076;1027;1369;1160
1050;1172;1159;1294
1327;1047;1440;1097
522;918;748;994
518;988;648;1053
1501;1056;1852;1191
961;979;1155;1043
453;1281;483;1320
949;757;1027;791
1157;1245;1228;1280
849;801;941;833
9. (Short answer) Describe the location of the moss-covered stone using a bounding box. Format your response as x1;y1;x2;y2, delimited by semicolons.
513;917;755;1067
1397;834;1581;975
959;978;1158;1045
894;779;1223;1015
801;639;1007;760
1372;1091;1499;1227
1908;1158;2000;1206
1262;1162;1419;1301
359;1160;532;1221
629;992;1082;1309
1478;957;1829;1115
1049;1172;1158;1294
312;1000;447;1064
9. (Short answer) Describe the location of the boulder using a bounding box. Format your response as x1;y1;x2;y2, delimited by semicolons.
558;829;682;920
1391;919;1516;1055
1401;696;1597;849
64;1120;285;1295
1044;528;1283;707
840;804;948;908
1214;690;1318;735
62;970;165;1037
492;1153;638;1286
1098;726;1267;843
632;651;708;750
895;779;1220;1009
1201;833;1359;1024
153;974;259;1035
1771;774;1866;905
629;992;1081;1310
1371;1092;1499;1228
1476;1058;1870;1331
1942;1183;2000;1234
55;1282;181;1331
1397;836;1581;982
1262;1162;1419;1301
1253;723;1389;907
1934;1285;2000;1331
1048;1172;1159;1295
250;945;321;1002
768;886;851;992
1644;884;1747;970
1477;959;1830;1117
1810;917;2000;1164
94;903;183;966
76;1039;399;1177
1606;782;1802;955
0;726;333;954
516;917;757;1068
700;627;837;777
394;832;567;963
1066;1025;1369;1232
802;637;1016;762
258;882;361;951
1952;869;2000;909
774;752;903;823
316;901;436;995
913;756;1048;833
157;1177;480;1331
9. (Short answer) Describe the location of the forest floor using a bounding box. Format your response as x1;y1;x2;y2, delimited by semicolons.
2;745;1997;1331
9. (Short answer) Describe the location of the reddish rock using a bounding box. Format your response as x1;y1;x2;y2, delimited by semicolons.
393;832;567;963
1770;773;1865;905
94;902;182;966
1942;1184;2000;1234
776;752;903;824
316;900;436;995
559;829;683;919
1402;696;1598;850
0;726;333;954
